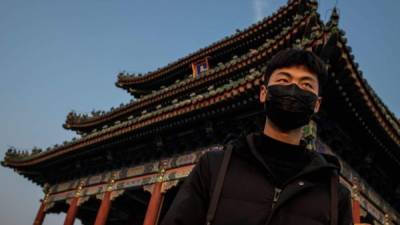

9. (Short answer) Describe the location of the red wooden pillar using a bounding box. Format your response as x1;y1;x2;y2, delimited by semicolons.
33;185;50;225
33;199;46;225
352;178;361;224
143;181;164;225
351;178;371;225
93;173;116;225
63;196;79;225
93;191;112;225
143;163;169;225
352;199;361;224
63;182;84;225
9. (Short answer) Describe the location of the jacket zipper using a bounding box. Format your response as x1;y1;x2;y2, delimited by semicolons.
271;187;282;209
265;187;282;225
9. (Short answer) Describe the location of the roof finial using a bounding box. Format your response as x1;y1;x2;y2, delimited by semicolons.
326;7;339;27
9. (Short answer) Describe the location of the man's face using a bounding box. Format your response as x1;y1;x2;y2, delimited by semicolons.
259;65;322;113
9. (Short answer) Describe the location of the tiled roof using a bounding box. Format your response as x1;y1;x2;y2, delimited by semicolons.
115;0;315;90
64;11;312;132
3;68;263;167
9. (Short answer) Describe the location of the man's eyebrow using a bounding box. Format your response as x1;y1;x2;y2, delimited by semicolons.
275;71;292;77
300;75;318;82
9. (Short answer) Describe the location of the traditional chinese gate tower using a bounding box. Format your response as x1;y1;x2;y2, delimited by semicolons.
3;0;400;224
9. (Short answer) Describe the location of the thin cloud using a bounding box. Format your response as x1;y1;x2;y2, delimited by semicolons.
253;0;269;22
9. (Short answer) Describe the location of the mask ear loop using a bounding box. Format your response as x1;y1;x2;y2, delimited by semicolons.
262;83;269;112
262;89;270;133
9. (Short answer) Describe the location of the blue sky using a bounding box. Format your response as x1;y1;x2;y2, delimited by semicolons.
1;0;399;224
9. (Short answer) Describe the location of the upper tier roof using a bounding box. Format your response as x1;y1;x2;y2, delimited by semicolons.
115;0;314;95
64;0;317;133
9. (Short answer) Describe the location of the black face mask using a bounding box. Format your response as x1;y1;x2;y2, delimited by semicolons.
264;84;318;130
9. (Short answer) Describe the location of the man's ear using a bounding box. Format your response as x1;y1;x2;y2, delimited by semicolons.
314;97;322;113
259;84;268;103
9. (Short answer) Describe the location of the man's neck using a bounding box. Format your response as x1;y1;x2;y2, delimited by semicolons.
263;119;303;145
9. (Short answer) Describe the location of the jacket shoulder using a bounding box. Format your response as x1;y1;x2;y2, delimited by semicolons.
199;148;226;171
200;136;245;164
319;153;342;170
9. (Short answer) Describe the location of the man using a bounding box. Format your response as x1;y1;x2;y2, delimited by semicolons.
161;49;353;225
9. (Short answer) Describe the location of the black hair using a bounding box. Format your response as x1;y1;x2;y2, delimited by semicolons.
263;48;328;95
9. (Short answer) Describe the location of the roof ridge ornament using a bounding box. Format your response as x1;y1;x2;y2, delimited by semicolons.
326;7;340;28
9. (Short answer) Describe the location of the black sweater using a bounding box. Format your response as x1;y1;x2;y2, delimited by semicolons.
253;133;312;188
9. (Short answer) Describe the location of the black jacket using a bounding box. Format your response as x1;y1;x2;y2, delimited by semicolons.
161;132;353;225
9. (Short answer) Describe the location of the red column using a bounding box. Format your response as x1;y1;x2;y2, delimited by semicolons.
351;178;363;225
352;199;361;224
93;191;112;225
63;197;79;225
143;182;164;225
33;199;46;225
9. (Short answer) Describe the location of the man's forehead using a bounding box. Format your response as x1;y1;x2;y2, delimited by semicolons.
272;66;318;81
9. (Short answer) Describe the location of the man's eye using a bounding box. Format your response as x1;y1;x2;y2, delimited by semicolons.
302;83;313;89
277;79;288;83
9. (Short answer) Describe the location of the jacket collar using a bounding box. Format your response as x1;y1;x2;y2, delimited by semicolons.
231;132;341;218
238;132;340;184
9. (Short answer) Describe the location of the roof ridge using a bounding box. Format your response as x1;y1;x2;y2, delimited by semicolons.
115;0;314;88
